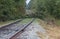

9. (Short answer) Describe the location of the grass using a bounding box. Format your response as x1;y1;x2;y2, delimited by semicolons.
0;18;32;25
55;20;60;26
0;20;15;26
38;19;60;39
0;18;33;28
20;18;33;24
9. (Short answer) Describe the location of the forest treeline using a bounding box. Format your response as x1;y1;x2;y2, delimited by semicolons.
0;0;25;22
28;0;60;20
1;0;60;22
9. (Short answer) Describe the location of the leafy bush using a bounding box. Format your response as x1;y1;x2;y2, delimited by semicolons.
0;0;25;21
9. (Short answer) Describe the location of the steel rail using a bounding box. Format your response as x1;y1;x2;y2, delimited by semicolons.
0;18;35;39
10;18;35;39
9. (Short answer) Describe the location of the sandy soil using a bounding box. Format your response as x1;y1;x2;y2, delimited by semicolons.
39;19;60;39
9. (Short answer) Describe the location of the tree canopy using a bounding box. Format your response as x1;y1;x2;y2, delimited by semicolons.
0;0;25;21
29;0;60;20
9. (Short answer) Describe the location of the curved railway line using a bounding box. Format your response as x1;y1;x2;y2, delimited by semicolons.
0;18;34;39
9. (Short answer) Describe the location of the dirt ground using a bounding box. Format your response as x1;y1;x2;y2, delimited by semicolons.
13;19;48;39
39;19;60;39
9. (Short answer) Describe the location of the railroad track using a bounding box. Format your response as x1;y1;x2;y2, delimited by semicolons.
0;18;34;39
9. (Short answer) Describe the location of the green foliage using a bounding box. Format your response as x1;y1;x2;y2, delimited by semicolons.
29;0;60;19
0;0;25;21
45;0;60;19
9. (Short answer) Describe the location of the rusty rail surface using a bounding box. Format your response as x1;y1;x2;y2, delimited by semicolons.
0;18;35;39
0;19;23;29
10;18;35;39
